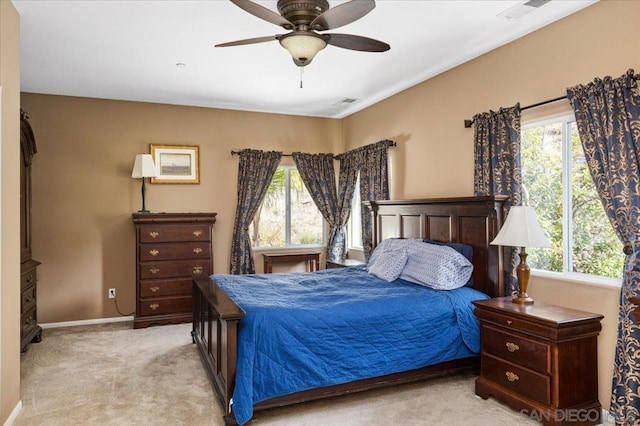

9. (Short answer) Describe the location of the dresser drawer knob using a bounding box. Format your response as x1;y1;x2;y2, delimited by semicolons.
505;371;519;382
506;342;520;352
149;268;160;274
150;286;160;292
25;294;33;303
193;248;203;254
193;266;203;275
149;249;159;256
193;230;202;237
149;231;160;238
25;274;34;284
149;303;160;311
506;320;513;325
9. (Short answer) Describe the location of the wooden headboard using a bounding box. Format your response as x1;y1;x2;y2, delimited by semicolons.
367;196;507;298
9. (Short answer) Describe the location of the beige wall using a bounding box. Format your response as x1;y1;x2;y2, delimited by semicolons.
19;94;342;323
15;0;638;415
342;0;639;410
0;1;21;423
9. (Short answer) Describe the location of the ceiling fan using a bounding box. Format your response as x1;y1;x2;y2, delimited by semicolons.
216;0;390;67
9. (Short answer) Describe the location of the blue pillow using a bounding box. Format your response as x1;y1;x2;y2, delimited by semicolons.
424;239;474;286
400;239;473;290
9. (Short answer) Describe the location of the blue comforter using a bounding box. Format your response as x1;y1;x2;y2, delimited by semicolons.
213;266;488;424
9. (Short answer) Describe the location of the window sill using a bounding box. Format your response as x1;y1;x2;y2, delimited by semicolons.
531;269;622;290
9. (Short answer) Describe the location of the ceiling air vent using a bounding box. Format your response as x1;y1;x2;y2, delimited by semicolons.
497;0;551;21
333;98;358;107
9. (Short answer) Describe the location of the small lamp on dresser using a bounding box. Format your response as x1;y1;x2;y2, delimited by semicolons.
131;154;159;213
490;205;551;304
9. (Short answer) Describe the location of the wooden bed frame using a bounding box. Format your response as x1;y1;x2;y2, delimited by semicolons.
192;195;507;425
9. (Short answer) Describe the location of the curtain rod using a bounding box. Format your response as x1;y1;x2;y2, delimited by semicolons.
464;95;568;128
230;141;397;157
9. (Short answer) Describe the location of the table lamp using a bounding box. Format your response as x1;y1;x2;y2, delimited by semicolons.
131;154;159;213
491;206;551;304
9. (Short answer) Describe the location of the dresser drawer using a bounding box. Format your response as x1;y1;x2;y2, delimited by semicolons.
482;325;550;374
138;296;192;317
21;306;38;334
139;260;211;280
140;278;192;298
22;283;37;312
21;268;37;289
139;225;211;243
139;242;211;261
482;353;551;405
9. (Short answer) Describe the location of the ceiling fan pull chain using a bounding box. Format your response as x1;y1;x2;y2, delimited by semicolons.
300;66;304;89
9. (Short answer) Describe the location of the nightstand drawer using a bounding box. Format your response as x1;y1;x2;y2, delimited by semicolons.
139;242;211;261
482;353;551;405
482;325;550;374
139;225;211;243
140;278;192;298
139;260;211;280
138;296;192;317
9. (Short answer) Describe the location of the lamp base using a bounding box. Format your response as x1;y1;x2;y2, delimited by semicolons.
512;293;534;305
137;209;151;214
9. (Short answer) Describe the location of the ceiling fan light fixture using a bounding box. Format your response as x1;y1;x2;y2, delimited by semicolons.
279;33;327;66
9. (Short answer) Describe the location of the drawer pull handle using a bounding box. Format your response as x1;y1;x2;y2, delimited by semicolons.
149;268;160;274
506;320;513;325
25;294;33;303
505;371;519;382
193;248;203;254
149;231;160;238
25;274;34;284
193;266;203;275
150;286;160;292
149;303;160;311
506;342;520;352
149;249;159;256
193;230;202;237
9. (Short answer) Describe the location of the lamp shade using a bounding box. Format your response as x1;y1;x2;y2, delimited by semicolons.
491;206;551;248
279;34;327;65
131;154;159;178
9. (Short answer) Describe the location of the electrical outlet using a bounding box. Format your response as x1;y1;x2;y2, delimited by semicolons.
108;288;116;299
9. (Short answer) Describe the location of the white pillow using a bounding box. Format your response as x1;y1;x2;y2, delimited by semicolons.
400;239;473;290
367;239;409;282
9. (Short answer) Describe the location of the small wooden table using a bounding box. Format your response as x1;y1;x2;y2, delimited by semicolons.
262;252;320;273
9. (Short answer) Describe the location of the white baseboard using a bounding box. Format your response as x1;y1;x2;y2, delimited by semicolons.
40;316;134;329
3;400;22;426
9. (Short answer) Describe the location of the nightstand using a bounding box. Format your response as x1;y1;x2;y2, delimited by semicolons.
473;297;603;425
326;258;366;269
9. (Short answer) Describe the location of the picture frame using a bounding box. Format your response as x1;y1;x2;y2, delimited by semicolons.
149;144;200;184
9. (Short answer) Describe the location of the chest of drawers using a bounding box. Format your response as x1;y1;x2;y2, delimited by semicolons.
473;297;603;425
133;212;216;329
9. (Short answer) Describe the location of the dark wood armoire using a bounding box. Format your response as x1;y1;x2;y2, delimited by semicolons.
20;109;42;352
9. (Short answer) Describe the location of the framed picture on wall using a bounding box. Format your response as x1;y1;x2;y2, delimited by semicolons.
149;144;200;184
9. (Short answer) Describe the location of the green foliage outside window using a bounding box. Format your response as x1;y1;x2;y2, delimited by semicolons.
521;119;623;279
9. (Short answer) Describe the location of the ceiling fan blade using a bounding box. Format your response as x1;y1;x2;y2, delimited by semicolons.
215;35;279;47
230;0;294;29
326;33;389;52
311;0;375;31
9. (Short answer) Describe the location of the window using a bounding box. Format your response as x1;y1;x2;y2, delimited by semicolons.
250;166;325;248
349;174;363;249
521;114;623;280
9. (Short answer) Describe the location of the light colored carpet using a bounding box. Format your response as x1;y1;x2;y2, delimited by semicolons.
16;322;537;425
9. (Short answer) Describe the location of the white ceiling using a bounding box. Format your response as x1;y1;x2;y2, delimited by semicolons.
13;0;596;118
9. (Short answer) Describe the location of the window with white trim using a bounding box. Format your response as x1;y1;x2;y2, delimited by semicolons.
250;166;325;248
521;114;623;279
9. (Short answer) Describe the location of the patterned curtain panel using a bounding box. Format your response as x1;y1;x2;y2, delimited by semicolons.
357;140;391;259
567;69;640;425
291;152;344;262
333;151;360;261
472;103;522;294
230;149;282;274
